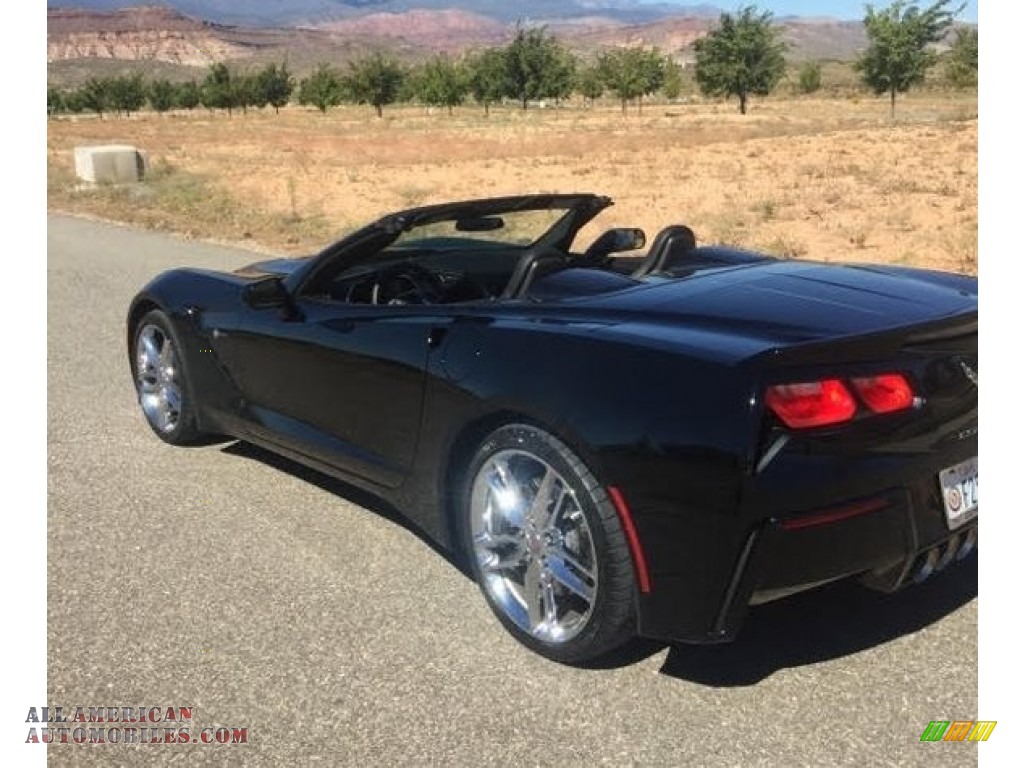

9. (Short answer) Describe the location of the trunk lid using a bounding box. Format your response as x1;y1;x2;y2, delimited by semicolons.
593;260;976;345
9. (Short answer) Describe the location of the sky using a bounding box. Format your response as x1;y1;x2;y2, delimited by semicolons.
650;1;979;23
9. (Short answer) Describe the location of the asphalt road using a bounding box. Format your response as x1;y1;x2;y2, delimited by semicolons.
48;214;979;767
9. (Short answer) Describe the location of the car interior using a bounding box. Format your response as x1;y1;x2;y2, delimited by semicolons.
317;222;771;306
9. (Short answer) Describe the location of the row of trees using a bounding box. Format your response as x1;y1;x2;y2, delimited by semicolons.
47;2;977;120
292;28;688;117
47;62;295;118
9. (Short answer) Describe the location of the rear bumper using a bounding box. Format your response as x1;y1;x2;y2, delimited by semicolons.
630;443;978;644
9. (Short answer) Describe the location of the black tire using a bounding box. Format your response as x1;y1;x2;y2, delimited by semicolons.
131;309;204;445
460;423;637;664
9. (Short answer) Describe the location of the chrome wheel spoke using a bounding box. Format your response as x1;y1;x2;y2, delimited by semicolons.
474;530;522;549
481;548;527;573
158;338;175;368
524;559;545;632
527;468;559;528
548;544;595;583
163;384;182;414
541;575;558;625
546;554;595;603
139;332;160;367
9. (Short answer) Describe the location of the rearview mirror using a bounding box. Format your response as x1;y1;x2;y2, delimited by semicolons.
456;216;505;232
607;228;646;253
243;276;291;310
584;227;647;260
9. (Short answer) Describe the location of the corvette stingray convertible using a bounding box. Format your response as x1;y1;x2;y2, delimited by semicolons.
128;194;978;663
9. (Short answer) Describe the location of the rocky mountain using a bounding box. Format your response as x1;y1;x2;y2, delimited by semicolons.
49;1;723;27
312;9;509;50
46;3;871;81
48;6;249;65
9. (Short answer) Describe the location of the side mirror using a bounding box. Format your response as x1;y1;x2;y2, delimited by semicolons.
243;276;291;310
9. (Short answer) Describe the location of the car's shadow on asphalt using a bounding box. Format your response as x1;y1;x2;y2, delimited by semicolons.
222;440;977;687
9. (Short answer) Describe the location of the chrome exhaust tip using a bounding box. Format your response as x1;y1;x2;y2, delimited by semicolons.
935;534;961;571
913;548;941;584
956;527;978;561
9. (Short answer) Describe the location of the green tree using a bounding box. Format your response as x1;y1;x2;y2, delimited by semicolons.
635;48;667;112
945;27;978;88
598;48;666;115
235;72;262;113
503;25;573;110
693;6;787;114
65;89;87;114
257;62;295;113
577;65;604;106
148;78;176;113
298;63;344;113
78;77;111;118
201;63;238;115
108;72;147;117
345;54;406;118
855;0;961;117
176;80;201;110
546;46;578;106
466;48;506;116
47;87;65;118
662;58;685;101
417;54;468;115
798;60;823;94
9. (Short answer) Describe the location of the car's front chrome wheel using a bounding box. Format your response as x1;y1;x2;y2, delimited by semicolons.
136;323;183;434
470;450;599;644
131;309;203;445
462;424;637;664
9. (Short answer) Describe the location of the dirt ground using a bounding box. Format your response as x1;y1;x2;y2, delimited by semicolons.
47;91;978;274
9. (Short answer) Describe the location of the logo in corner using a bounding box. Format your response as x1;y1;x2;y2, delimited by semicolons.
920;720;996;742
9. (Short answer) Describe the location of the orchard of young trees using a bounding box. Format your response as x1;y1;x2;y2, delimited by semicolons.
47;27;686;120
46;4;976;121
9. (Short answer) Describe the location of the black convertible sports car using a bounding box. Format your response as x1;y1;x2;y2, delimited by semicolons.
128;193;978;663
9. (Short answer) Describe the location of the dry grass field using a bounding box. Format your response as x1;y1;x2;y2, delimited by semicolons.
47;91;978;274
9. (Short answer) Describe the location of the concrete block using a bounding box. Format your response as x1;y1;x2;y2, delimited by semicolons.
74;145;147;184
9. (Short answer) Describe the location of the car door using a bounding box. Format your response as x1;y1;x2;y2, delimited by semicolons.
209;297;447;489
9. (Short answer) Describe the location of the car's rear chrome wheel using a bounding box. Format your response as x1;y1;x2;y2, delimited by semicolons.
470;450;599;644
132;309;203;445
462;424;636;664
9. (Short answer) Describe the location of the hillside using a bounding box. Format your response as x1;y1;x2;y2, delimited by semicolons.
311;9;509;51
46;4;875;85
49;1;723;27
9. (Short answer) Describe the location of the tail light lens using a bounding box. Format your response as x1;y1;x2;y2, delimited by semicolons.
765;379;857;429
766;372;917;429
850;373;915;414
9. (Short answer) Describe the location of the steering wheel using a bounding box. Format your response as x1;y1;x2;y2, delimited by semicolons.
371;262;445;305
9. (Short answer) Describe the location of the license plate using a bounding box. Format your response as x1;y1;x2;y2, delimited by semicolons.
939;457;978;530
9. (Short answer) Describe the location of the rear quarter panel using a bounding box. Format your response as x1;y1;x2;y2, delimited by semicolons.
404;312;763;640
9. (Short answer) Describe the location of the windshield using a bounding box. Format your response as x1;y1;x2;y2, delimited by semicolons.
387;208;572;251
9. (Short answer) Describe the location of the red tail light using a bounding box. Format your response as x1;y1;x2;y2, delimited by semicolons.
850;373;915;414
765;379;857;429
